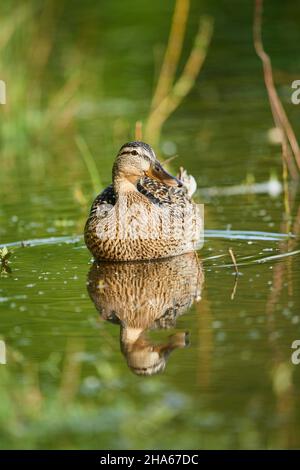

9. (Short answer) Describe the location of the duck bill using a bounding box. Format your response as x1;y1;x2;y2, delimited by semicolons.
145;161;182;187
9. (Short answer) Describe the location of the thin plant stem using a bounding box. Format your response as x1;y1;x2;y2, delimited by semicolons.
229;248;240;299
145;15;213;145
59;339;83;406
231;276;238;301
75;135;101;195
228;248;239;276
135;121;143;140
151;0;190;110
253;0;300;176
282;156;292;233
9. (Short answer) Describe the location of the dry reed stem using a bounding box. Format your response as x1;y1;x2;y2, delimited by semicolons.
75;135;102;195
266;200;300;336
145;15;213;145
161;154;178;165
135;121;143;140
0;6;29;49
59;339;83;405
230;276;238;300
151;0;190;110
22;362;43;413
228;248;240;300
253;0;300;176
228;248;239;276
196;295;213;389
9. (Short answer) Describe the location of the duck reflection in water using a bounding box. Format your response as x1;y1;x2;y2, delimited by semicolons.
87;252;204;376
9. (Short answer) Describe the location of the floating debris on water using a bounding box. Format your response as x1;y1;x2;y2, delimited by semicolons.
199;175;282;198
0;246;13;275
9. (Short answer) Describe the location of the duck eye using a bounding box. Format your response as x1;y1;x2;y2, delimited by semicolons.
131;150;138;156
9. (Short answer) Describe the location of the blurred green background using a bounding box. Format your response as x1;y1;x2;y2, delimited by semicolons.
0;0;300;449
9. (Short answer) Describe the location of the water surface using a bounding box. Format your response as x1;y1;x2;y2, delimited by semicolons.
0;0;300;450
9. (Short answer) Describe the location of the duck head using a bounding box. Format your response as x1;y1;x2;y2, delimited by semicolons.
112;141;182;193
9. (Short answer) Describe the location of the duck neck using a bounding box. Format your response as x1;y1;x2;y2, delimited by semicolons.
121;326;144;345
113;173;139;196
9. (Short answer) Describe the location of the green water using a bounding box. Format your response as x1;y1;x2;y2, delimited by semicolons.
0;0;300;449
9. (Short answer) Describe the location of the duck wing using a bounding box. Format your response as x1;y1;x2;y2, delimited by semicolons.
88;185;116;219
89;168;195;214
137;176;190;207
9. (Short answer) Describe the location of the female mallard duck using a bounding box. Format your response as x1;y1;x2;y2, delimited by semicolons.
84;141;203;261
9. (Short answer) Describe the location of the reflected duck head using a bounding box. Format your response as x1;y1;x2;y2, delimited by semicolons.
121;328;189;376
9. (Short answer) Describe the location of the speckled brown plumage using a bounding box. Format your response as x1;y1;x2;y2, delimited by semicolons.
84;141;202;261
87;252;204;375
87;252;203;328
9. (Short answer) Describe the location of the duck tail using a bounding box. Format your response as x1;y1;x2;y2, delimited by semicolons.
177;167;197;197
